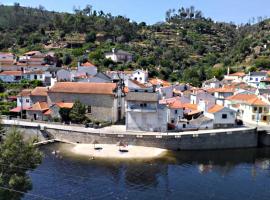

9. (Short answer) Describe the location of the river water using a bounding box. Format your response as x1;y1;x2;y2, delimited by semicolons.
23;143;270;200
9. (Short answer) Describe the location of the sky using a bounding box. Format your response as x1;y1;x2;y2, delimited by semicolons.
1;0;270;25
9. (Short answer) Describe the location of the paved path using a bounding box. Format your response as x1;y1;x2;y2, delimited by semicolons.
3;119;255;137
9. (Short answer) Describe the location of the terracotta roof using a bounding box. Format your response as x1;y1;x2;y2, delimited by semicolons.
30;87;48;96
17;89;32;97
226;94;257;101
246;98;269;106
206;87;235;93
226;93;269;106
0;71;22;76
229;72;246;77
48;82;117;95
149;78;171;87
81;61;96;67
169;100;184;109
27;102;49;111
56;102;74;109
208;104;224;113
129;79;148;88
43;109;52;116
183;103;198;110
10;106;30;112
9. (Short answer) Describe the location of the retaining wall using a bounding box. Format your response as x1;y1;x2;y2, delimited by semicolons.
46;128;258;150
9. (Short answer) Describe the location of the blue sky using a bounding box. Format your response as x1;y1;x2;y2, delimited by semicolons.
1;0;269;24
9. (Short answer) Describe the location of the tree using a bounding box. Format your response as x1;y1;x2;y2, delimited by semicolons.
59;108;71;123
69;100;86;123
0;117;5;142
0;128;42;200
62;54;72;65
85;32;96;43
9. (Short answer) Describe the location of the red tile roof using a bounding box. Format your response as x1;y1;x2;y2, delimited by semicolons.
149;78;171;87
226;94;269;106
49;82;117;95
208;104;224;113
27;102;49;111
81;61;95;67
0;71;22;76
56;102;74;109
30;87;48;96
169;100;184;109
17;89;33;97
228;72;246;77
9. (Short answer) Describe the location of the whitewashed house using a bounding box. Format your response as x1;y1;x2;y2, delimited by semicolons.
202;77;221;88
224;72;246;83
225;93;270;124
244;71;267;87
125;89;167;132
203;103;236;128
105;48;133;63
130;69;148;84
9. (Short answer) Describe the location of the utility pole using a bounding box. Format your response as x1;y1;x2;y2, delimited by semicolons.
20;67;24;119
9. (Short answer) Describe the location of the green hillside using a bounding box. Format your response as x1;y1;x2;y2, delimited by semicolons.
0;3;270;86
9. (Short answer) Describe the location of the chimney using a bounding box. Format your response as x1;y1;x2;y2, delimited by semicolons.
227;67;230;76
112;48;116;54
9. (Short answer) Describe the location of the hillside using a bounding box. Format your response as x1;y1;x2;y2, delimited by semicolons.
0;4;270;86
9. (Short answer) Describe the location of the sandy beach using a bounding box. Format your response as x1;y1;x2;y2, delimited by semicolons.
71;143;167;159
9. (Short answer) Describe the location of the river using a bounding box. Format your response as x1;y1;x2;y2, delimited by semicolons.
23;143;270;200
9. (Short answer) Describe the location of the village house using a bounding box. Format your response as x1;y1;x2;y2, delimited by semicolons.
105;48;133;63
225;93;270;124
202;77;221;88
0;71;22;83
47;82;124;123
125;88;167;132
26;102;49;121
203;103;236;128
29;87;48;104
0;52;15;65
207;87;235;106
130;69;148;84
223;71;246;83
77;61;98;76
244;71;268;87
10;89;33;117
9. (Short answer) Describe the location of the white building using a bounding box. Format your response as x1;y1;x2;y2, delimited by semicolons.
105;48;133;63
225;93;270;124
130;69;148;84
125;89;167;132
244;71;267;87
202;77;221;88
204;104;236;128
224;72;246;83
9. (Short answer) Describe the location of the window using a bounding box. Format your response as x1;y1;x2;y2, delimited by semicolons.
252;115;255;120
263;116;267;121
256;78;258;82
26;99;29;103
171;120;175;123
87;106;92;114
139;77;142;81
259;107;263;113
183;124;186;128
40;75;43;78
250;78;253;81
175;110;178;114
222;114;227;119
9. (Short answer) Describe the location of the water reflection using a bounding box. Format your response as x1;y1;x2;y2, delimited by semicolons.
24;144;270;200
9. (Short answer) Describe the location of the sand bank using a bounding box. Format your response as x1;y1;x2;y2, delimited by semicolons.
71;144;167;159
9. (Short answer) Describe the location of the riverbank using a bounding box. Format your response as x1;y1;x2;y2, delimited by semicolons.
71;143;167;159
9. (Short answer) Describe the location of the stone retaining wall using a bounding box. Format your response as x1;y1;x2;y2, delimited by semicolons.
46;128;258;150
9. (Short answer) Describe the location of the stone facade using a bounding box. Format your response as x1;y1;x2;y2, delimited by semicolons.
47;92;121;123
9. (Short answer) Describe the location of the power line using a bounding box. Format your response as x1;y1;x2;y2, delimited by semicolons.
0;186;58;200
